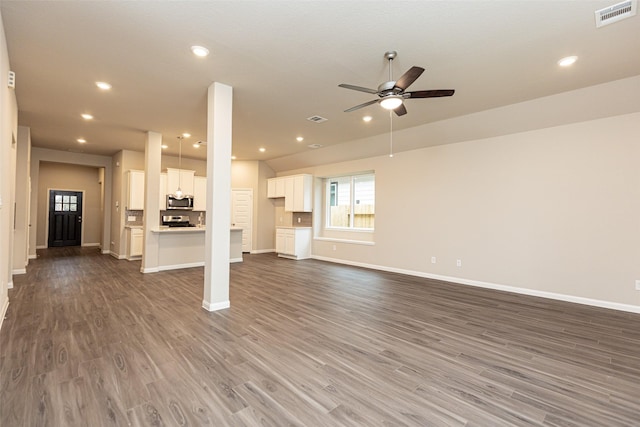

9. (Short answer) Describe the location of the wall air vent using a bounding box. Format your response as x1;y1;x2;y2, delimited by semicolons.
306;115;328;123
307;143;323;149
595;0;636;27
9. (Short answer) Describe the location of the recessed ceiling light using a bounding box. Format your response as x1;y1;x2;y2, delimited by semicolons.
81;113;93;120
558;56;578;67
95;81;112;90
259;147;266;153
193;143;200;148
296;136;304;142
182;132;191;138
363;116;372;122
190;46;209;57
77;138;86;143
161;144;168;149
231;155;237;160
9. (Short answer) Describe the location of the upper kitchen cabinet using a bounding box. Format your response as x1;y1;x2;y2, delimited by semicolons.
268;174;313;212
159;172;167;211
166;168;195;197
193;176;207;211
127;170;145;210
267;177;286;198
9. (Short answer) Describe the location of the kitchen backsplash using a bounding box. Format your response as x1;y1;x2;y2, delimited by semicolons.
125;210;143;226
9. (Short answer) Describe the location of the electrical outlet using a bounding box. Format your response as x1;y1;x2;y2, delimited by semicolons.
636;280;640;291
431;256;436;264
456;259;462;267
332;245;337;251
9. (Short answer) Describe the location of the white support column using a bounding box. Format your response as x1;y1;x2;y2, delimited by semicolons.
203;82;232;311
141;131;162;273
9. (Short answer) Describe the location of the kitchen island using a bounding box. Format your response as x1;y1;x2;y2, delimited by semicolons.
149;227;243;271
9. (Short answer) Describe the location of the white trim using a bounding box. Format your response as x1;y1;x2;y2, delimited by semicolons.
314;237;375;246
202;300;230;312
101;249;110;255
81;242;101;247
141;267;160;273
250;248;275;254
12;268;26;275
230;257;243;263
28;254;37;259
7;281;14;289
109;251;126;260
0;300;9;331
311;255;640;314
158;262;204;271
36;245;46;249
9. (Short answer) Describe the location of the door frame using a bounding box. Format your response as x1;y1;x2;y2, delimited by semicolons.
44;188;86;248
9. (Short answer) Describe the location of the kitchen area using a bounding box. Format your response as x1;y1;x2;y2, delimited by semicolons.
113;149;313;271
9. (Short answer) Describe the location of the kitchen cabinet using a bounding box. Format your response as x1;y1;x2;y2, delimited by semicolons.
128;228;143;259
159;173;167;211
268;174;312;212
267;177;286;198
166;168;195;197
275;227;311;260
127;170;145;210
193;176;207;211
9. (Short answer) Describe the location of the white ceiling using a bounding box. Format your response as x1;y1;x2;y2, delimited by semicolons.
1;1;639;167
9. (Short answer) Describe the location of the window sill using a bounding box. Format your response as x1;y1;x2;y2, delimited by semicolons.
314;237;375;246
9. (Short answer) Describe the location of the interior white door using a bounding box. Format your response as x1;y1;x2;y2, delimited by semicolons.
231;189;253;253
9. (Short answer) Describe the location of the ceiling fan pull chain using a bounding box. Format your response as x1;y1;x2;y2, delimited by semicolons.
389;110;394;158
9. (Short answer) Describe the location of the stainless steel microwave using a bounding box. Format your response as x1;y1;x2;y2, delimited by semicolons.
166;195;194;210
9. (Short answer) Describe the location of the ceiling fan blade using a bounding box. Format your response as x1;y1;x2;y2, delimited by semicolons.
394;104;407;116
406;89;455;98
344;98;379;112
338;84;378;94
394;66;425;91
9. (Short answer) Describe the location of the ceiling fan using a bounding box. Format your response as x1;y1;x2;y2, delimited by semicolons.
339;51;455;116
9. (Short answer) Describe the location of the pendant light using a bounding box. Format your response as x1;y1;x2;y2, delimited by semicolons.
174;135;184;199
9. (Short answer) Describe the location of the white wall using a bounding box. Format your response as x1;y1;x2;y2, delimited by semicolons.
12;126;30;273
284;111;640;313
0;9;18;329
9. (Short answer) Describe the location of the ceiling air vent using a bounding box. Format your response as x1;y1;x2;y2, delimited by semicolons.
595;0;636;27
306;115;328;123
307;143;323;149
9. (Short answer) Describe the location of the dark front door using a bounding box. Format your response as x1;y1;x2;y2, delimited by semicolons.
48;190;83;247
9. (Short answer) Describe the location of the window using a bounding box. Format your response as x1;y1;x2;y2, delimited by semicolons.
325;173;375;230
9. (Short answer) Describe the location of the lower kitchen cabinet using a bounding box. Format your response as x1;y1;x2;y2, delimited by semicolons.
128;228;143;259
275;227;311;260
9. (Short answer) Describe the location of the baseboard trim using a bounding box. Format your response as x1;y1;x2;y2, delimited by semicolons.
7;281;13;289
109;251;126;260
28;254;37;260
0;299;9;331
230;257;243;263
12;268;26;275
250;249;275;254
82;243;101;247
101;249;110;255
202;300;230;312
141;267;160;273
36;245;46;249
311;255;640;314
157;262;204;272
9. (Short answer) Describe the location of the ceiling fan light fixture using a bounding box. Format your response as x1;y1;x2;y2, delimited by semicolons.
380;96;403;110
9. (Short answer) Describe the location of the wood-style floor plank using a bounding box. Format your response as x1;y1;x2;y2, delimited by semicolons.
1;246;640;426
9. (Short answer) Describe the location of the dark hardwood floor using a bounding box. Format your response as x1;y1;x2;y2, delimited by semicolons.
1;247;639;426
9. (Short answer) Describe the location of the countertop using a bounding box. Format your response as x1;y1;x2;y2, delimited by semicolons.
151;226;243;233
